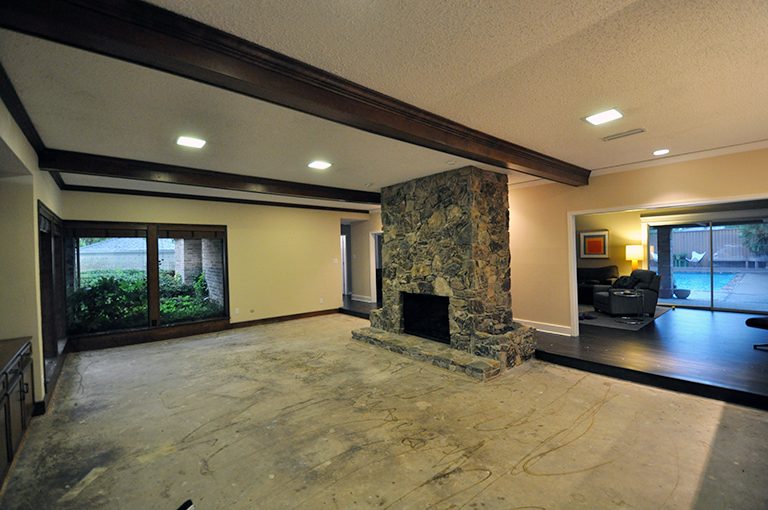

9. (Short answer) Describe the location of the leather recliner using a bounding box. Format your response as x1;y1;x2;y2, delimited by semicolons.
592;269;661;316
577;265;619;305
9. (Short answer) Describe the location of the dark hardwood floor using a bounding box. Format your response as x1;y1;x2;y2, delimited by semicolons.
339;295;379;319
536;308;768;409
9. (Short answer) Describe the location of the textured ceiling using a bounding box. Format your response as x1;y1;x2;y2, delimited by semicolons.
2;0;767;206
0;29;536;197
149;0;768;169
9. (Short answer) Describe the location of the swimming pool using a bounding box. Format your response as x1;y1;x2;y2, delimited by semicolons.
673;273;736;291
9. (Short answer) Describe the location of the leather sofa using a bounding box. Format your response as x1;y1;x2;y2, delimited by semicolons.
593;269;661;316
577;265;619;304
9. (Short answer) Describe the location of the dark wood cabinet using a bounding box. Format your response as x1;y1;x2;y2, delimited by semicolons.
1;338;34;485
21;353;34;428
0;394;9;479
7;376;23;457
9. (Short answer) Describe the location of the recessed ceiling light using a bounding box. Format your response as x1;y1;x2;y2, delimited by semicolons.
308;160;332;170
584;108;623;126
176;136;206;149
653;148;670;156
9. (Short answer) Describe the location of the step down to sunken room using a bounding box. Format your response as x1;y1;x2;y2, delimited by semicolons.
352;327;501;381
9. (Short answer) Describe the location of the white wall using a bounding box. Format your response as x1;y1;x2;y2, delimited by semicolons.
349;211;382;302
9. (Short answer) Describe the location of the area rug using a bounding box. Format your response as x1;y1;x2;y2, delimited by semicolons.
578;305;671;331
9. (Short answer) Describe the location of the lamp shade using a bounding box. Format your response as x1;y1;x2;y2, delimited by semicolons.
625;244;644;261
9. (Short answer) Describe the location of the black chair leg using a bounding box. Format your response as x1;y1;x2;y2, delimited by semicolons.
754;344;768;351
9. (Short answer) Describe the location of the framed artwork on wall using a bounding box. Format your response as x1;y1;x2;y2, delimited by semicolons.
580;230;609;258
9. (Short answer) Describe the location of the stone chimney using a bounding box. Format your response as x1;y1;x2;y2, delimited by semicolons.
365;166;534;365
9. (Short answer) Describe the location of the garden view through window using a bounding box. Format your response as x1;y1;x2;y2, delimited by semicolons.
65;223;228;336
158;237;226;325
66;236;149;335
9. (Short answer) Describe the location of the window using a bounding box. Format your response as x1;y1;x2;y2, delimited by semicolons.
648;217;768;313
158;235;226;325
65;222;228;337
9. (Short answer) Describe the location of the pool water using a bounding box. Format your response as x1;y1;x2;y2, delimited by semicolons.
673;273;736;291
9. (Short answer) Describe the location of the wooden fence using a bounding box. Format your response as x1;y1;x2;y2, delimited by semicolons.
648;227;766;268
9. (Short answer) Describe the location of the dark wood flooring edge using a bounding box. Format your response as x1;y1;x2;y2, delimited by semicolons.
535;349;768;411
338;308;371;320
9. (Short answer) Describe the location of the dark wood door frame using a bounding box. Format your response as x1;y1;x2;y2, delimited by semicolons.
37;201;67;409
0;0;590;186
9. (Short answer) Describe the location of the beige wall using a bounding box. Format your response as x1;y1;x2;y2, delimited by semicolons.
349;211;382;301
0;97;63;401
0;176;38;360
63;192;368;322
509;148;768;335
0;171;61;402
575;210;643;275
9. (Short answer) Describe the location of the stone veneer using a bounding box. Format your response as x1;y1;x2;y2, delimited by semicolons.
362;166;535;368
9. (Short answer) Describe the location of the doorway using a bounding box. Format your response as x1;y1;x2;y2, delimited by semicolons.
340;223;352;303
340;233;349;296
38;202;67;398
371;232;383;306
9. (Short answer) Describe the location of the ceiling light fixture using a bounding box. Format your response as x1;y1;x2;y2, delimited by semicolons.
176;136;206;149
584;108;623;126
653;148;670;156
308;160;332;170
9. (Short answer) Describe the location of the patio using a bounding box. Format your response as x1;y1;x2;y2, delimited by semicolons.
659;269;768;312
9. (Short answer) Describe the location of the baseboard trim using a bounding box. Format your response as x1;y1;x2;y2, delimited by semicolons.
229;309;338;329
515;319;573;336
351;294;374;303
338;308;371;319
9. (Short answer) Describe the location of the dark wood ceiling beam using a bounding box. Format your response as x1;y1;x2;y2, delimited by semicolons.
0;0;590;186
0;62;44;153
57;183;373;214
40;149;381;204
0;61;67;188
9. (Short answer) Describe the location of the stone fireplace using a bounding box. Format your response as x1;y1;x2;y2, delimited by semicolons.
353;166;534;378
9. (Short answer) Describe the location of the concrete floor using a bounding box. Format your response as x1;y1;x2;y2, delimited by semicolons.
2;314;767;509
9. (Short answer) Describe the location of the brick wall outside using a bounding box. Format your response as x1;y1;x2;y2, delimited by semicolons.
202;238;224;305
174;239;202;284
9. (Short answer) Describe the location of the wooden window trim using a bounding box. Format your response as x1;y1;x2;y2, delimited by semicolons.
64;220;230;345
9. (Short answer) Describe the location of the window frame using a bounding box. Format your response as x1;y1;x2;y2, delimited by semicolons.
64;221;229;346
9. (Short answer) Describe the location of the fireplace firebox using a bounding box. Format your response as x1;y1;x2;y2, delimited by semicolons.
402;293;449;344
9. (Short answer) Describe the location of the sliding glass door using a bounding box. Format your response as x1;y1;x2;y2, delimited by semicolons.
648;217;768;313
712;221;768;312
